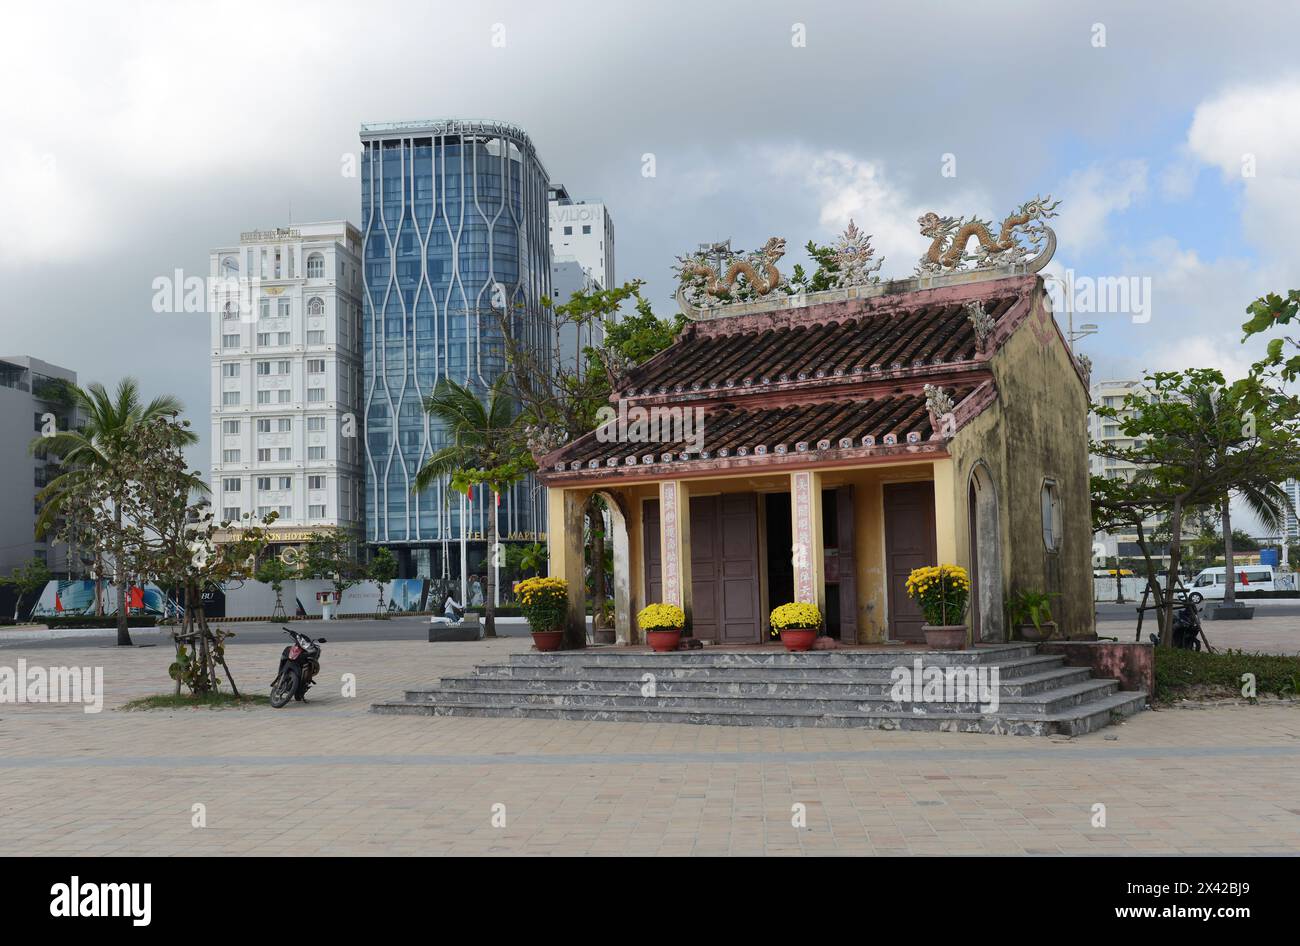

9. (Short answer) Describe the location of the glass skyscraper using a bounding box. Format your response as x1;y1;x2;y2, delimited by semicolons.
360;120;552;578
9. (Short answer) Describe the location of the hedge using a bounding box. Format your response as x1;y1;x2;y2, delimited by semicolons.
1154;647;1300;702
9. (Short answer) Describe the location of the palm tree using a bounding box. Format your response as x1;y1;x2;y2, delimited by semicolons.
414;378;521;639
31;378;197;646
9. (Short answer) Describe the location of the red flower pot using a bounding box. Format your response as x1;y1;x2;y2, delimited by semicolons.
531;630;564;652
780;627;818;652
647;629;683;653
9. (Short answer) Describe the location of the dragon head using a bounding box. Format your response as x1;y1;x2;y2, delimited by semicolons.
761;236;786;260
917;212;956;237
1020;195;1061;220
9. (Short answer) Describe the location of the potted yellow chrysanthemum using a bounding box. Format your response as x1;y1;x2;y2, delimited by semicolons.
513;576;569;651
769;602;822;651
637;603;686;652
904;564;971;650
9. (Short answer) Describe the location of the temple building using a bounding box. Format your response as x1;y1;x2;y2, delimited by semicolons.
537;202;1096;646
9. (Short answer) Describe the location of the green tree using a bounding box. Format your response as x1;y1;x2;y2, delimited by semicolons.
300;528;364;607
255;555;295;621
368;546;398;617
31;378;196;645
1093;369;1300;640
415;377;526;639
1;557;52;622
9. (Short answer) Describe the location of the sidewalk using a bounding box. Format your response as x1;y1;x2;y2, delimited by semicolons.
0;636;1297;855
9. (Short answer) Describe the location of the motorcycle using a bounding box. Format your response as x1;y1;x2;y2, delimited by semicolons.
270;627;327;708
1148;595;1203;650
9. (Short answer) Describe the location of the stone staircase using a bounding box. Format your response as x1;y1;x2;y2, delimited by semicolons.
371;644;1147;736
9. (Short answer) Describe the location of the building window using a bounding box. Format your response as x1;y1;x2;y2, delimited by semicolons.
278;418;292;433
257;448;271;461
306;254;324;278
307;297;324;316
222;420;240;434
278;299;291;318
278;447;291;460
308;446;325;460
278;505;292;519
1041;479;1061;551
307;330;325;345
277;332;291;346
582;225;591;234
256;418;271;433
259;299;271;320
222;507;241;521
223;302;238;320
257;390;271;405
277;389;291;403
563;226;572;235
279;476;292;490
223;449;241;463
222;478;241;492
256;476;271;491
222;334;240;348
309;504;326;519
307;387;325;402
222;363;240;378
308;416;325;432
256;333;270;346
308;475;325;490
308;359;325;374
222;391;240;406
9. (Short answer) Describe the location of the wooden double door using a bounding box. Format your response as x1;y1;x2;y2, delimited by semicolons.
643;492;763;643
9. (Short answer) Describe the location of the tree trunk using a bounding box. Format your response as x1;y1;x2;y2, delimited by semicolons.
1161;498;1186;646
94;553;104;617
112;504;132;646
484;515;497;638
1114;558;1124;604
1221;496;1236;606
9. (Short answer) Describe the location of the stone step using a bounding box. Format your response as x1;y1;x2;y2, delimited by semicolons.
407;665;1095;703
370;689;1149;737
504;643;1038;669
412;677;1119;717
471;653;1067;683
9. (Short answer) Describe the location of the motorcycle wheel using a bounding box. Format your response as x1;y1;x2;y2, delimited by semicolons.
270;668;298;708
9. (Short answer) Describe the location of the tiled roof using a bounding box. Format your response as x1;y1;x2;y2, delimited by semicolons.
624;295;1019;397
545;386;976;475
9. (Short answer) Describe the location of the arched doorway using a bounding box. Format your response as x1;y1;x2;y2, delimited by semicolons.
968;463;1004;642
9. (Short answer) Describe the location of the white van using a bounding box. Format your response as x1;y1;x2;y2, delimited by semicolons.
1187;565;1277;603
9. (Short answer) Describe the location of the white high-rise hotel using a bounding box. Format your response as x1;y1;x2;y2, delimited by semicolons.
209;222;365;552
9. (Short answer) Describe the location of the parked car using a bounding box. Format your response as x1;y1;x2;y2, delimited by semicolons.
1187;565;1278;603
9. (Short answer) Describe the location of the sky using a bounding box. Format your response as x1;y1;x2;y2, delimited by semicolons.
4;0;1300;501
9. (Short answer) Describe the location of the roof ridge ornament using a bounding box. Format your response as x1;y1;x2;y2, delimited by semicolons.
916;195;1060;277
924;383;957;439
831;220;884;289
965;300;997;353
674;237;788;311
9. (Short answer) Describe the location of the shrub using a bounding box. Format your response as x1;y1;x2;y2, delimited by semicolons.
770;602;822;630
513;576;568;633
1154;647;1300;702
905;564;970;626
637;603;685;632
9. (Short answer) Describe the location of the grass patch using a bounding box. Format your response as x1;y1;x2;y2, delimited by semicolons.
122;692;270;711
1154;647;1300;703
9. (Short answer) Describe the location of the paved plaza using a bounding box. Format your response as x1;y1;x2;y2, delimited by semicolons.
0;628;1297;856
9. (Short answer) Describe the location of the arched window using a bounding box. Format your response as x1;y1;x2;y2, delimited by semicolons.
306;253;325;278
1041;479;1061;551
307;297;325;316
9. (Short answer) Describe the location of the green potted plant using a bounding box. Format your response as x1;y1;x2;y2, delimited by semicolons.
1007;590;1059;642
637;603;685;652
769;602;821;651
905;564;971;649
514;576;569;651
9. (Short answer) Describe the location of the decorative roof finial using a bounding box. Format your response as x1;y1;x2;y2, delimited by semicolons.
674;236;788;311
831;220;884;288
916;195;1060;277
965;301;997;352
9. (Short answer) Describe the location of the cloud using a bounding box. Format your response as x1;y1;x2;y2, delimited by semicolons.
1055;161;1148;255
1186;75;1300;253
